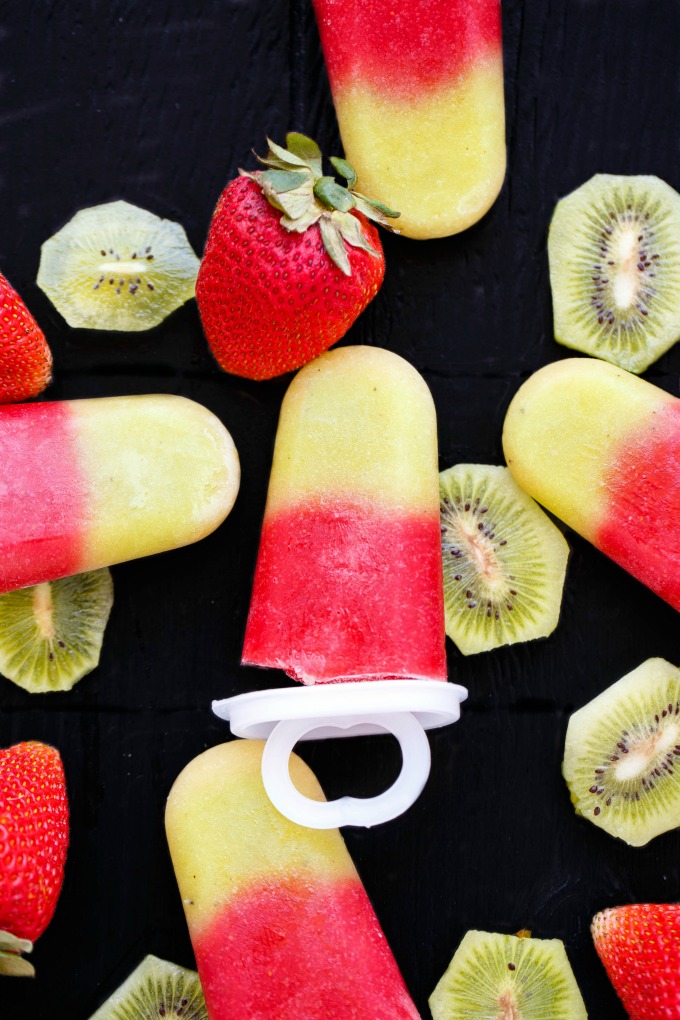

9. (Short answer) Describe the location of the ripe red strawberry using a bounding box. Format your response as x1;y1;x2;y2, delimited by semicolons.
0;742;69;976
196;132;399;380
0;273;52;403
592;904;680;1020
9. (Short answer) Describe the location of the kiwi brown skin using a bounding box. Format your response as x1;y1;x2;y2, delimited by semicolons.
549;173;680;373
563;658;680;847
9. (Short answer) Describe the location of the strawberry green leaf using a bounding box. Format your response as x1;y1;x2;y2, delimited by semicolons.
0;952;35;978
261;168;311;193
272;187;315;220
280;202;323;234
314;177;356;212
353;194;400;230
330;157;357;189
266;137;311;169
286;133;323;176
335;211;380;257
0;932;34;978
319;217;351;276
354;191;400;219
254;152;300;171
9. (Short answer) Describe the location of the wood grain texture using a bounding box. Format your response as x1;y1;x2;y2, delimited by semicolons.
0;1;678;1017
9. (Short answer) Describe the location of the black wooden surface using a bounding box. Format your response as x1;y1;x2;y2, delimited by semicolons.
1;2;679;1018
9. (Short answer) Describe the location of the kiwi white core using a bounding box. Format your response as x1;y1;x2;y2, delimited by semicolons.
549;173;680;372
32;584;55;640
615;723;680;783
612;224;643;308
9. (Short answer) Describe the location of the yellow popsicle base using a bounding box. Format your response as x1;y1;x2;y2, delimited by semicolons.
165;741;357;932
73;395;240;569
502;359;674;538
265;346;439;516
335;59;506;240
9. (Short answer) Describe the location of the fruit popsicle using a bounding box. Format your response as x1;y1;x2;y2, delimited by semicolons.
165;740;420;1020
0;394;239;594
242;345;446;684
311;0;506;240
503;358;680;611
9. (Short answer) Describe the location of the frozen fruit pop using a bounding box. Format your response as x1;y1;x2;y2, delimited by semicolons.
503;359;680;611
165;740;420;1020
0;394;239;593
311;0;506;239
242;345;446;684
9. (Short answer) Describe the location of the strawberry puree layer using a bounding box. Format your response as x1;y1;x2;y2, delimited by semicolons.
243;501;447;683
192;876;419;1020
0;403;84;593
597;402;680;611
313;0;501;97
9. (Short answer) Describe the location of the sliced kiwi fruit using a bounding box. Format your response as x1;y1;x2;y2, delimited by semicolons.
440;464;569;655
429;930;587;1020
0;568;114;693
37;200;200;331
563;657;680;846
88;955;207;1020
549;174;680;373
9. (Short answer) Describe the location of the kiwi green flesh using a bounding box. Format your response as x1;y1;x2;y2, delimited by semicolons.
563;658;680;846
440;465;569;655
88;955;207;1020
549;174;680;373
0;568;114;693
37;200;200;331
429;930;587;1020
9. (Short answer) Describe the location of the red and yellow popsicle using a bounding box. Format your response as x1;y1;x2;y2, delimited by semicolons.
503;359;680;611
242;345;446;685
311;0;506;239
165;740;420;1020
0;394;239;593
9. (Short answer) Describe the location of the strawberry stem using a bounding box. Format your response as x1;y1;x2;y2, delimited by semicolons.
241;132;400;274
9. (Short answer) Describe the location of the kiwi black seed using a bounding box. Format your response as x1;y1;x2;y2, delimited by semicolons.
439;464;569;655
37;200;199;331
549;174;680;373
88;955;207;1020
563;658;680;846
429;930;587;1020
0;568;114;693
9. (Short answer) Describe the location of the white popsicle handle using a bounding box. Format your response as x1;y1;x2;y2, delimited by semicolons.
261;712;431;829
212;680;468;829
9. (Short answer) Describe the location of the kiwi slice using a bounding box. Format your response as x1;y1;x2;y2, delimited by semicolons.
0;568;114;693
88;955;207;1020
563;657;680;846
37;200;199;331
429;930;587;1020
549;174;680;373
440;464;569;655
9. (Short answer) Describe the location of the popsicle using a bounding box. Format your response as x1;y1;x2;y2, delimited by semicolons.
0;394;239;594
242;345;446;684
311;0;506;240
165;740;420;1020
502;358;680;611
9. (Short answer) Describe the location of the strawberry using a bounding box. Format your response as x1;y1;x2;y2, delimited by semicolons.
0;273;52;403
196;132;399;380
0;741;69;977
592;904;680;1020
